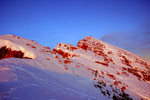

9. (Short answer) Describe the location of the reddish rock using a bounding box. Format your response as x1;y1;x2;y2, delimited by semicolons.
101;71;104;75
26;43;36;49
95;61;108;66
78;42;88;50
44;47;50;49
26;43;31;46
53;48;78;59
135;58;149;69
117;72;120;75
0;46;32;59
55;55;58;58
65;44;78;51
69;46;78;51
121;56;132;67
108;51;113;55
114;81;119;86
98;75;104;78
114;81;122;86
122;71;129;76
58;43;61;46
121;86;126;91
87;67;96;72
31;46;36;49
53;49;70;59
122;67;127;71
107;73;115;80
104;58;109;63
140;71;150;81
127;68;142;79
64;60;72;64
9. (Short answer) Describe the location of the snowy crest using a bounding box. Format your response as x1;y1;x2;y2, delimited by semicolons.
0;35;150;100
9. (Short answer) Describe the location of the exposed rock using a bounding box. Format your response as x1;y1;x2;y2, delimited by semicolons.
0;46;32;59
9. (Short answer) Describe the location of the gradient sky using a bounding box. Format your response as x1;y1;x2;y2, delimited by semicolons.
0;0;150;58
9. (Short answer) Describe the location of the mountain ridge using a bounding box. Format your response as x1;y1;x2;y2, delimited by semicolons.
0;34;150;100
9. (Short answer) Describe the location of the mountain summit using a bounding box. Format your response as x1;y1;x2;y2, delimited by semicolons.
0;35;150;100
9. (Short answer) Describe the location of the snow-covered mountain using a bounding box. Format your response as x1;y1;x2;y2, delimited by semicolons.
0;35;150;100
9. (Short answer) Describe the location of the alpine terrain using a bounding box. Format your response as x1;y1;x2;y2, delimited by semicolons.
0;35;150;100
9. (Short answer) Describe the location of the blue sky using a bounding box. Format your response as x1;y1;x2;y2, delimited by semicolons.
0;0;150;58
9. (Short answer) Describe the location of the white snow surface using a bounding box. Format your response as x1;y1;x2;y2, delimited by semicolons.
0;35;150;100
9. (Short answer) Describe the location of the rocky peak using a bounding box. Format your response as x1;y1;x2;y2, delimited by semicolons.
77;36;106;51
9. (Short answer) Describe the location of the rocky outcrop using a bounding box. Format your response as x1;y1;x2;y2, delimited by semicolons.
0;46;31;59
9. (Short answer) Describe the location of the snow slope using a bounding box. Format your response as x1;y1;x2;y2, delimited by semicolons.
0;35;150;100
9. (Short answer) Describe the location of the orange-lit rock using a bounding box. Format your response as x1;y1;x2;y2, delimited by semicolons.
107;73;115;80
64;60;72;64
0;46;31;59
95;61;108;66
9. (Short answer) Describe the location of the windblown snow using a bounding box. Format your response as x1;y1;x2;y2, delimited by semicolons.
0;35;150;100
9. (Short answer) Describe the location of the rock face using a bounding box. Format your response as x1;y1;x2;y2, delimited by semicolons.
0;46;26;59
0;35;150;100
